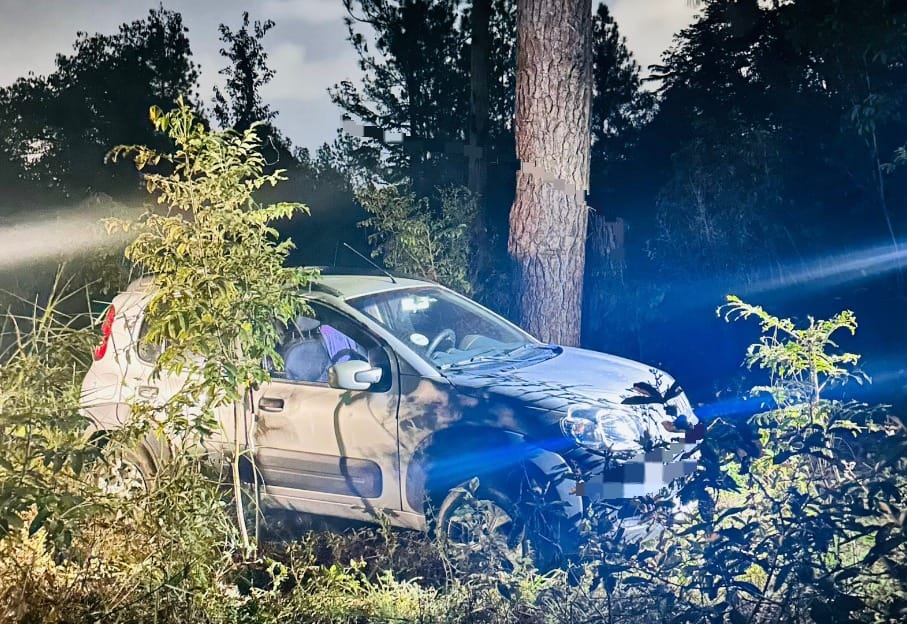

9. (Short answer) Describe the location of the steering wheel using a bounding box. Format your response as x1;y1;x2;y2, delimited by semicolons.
330;348;368;365
425;328;457;358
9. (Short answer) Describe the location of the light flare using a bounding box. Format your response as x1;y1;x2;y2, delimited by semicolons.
0;203;138;269
746;240;907;294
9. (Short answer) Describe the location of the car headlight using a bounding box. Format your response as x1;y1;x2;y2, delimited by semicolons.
560;404;645;454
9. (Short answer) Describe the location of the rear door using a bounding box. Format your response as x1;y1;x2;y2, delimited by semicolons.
251;302;403;520
117;310;181;412
120;309;234;454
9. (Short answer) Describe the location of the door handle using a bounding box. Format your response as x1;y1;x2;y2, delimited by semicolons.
258;397;285;412
137;385;159;399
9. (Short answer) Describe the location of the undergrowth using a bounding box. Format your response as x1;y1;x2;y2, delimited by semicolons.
1;95;904;624
2;289;904;623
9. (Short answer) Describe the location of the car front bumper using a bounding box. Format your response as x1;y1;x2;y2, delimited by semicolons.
575;441;701;502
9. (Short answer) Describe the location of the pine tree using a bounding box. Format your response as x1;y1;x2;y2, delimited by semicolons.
212;12;277;133
590;3;653;172
508;0;593;346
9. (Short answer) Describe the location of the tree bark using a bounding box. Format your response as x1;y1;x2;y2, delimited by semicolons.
509;0;593;346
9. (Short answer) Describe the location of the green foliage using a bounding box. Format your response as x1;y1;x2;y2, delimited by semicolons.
646;0;907;267
550;298;906;624
2;274;904;623
1;97;317;623
590;3;654;170
0;274;236;623
357;183;478;294
0;276;97;548
0;7;200;204
210;10;296;171
719;295;861;409
212;12;277;134
106;98;315;551
651;126;785;280
106;99;315;407
332;0;514;191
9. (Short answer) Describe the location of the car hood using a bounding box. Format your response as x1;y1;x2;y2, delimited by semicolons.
445;346;676;409
443;346;700;447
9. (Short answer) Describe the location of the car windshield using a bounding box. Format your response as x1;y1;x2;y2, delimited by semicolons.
347;287;540;370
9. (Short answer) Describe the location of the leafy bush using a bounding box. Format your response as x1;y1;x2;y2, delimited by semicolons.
357;183;478;294
551;297;906;624
3;103;904;624
0;100;312;621
106;98;316;550
0;277;237;623
0;276;99;550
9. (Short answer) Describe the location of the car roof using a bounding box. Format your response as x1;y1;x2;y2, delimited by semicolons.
312;273;436;300
123;273;437;303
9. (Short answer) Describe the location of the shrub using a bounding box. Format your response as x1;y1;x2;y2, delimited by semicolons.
554;297;906;623
106;98;316;550
0;275;97;551
356;183;478;294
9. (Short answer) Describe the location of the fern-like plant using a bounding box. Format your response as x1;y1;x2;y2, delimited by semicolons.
356;183;478;294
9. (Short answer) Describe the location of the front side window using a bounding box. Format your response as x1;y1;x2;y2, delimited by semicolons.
347;287;539;370
271;303;390;391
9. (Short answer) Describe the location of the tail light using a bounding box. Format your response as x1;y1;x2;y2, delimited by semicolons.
93;305;116;361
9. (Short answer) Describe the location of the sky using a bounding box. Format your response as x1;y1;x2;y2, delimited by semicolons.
0;0;698;153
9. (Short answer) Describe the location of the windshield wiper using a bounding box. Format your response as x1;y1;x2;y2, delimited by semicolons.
504;343;560;357
441;345;559;372
439;349;500;371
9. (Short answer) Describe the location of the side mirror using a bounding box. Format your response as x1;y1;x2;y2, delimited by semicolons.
328;359;382;391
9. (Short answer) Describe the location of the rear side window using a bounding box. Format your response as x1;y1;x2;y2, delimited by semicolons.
135;318;163;363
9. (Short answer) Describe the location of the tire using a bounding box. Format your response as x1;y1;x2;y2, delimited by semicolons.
429;465;569;572
110;450;154;497
93;434;158;499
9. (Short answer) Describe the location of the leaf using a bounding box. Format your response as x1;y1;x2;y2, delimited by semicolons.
773;450;795;464
833;567;862;583
71;451;83;476
773;562;795;592
664;381;684;401
715;506;748;522
631;382;661;398
717;527;745;543
863;533;906;565
28;507;51;536
731;580;763;597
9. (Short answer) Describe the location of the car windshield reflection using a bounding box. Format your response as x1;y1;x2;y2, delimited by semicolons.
346;287;552;370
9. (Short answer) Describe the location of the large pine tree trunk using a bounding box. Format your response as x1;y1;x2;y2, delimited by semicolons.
509;0;593;346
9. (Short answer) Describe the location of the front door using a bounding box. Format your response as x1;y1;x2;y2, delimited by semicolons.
251;302;402;521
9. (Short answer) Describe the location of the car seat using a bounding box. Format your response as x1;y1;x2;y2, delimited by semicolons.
280;317;332;382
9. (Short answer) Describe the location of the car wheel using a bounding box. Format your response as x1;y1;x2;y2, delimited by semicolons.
430;468;567;572
96;442;156;499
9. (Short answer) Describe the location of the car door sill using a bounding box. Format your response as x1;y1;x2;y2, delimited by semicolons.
261;489;426;531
